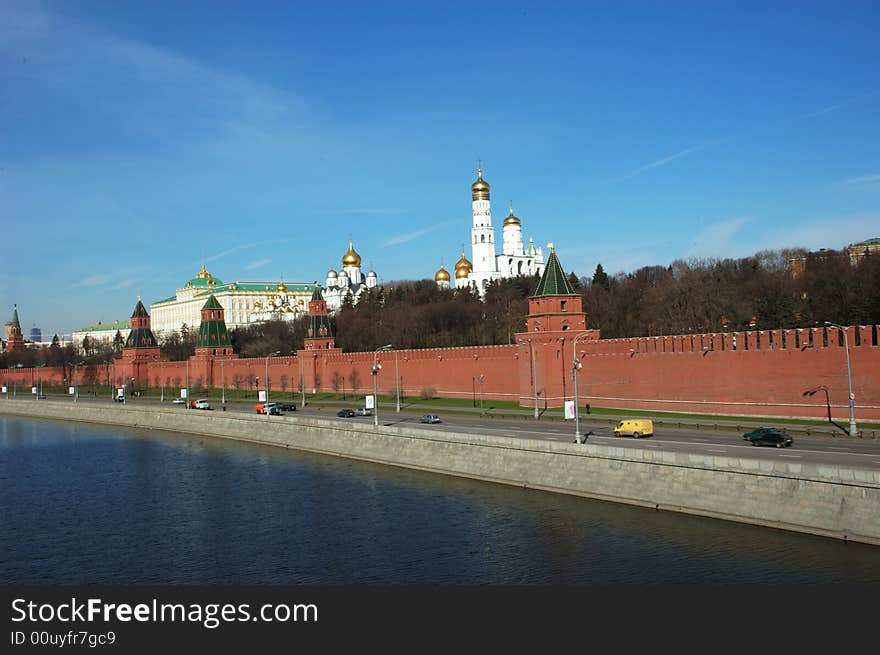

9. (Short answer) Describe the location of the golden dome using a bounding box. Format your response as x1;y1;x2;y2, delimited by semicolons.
471;166;490;201
435;266;451;283
503;206;521;227
342;239;362;267
276;281;288;293
454;251;472;279
196;263;212;279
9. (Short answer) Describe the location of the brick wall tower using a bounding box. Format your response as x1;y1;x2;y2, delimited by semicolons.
304;284;335;351
515;245;597;410
121;297;166;387
122;298;163;361
4;305;26;352
194;295;235;358
299;284;342;395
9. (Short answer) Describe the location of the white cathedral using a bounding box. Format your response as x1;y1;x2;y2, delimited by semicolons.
435;165;545;293
323;240;379;312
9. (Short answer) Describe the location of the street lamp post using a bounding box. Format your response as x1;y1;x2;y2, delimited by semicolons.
221;359;226;406
73;361;85;403
476;374;485;417
825;322;857;436
265;351;280;419
571;332;590;444
299;354;306;408
185;359;189;409
394;349;400;413
373;344;392;427
517;339;539;419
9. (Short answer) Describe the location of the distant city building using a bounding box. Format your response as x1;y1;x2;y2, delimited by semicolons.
72;319;130;354
847;237;880;266
29;325;42;343
149;264;313;336
323;240;379;312
789;237;879;278
437;165;545;294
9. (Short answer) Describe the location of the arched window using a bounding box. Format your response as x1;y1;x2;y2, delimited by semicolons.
481;235;485;243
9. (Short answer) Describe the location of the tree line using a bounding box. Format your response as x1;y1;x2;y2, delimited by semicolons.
584;248;880;338
4;246;877;367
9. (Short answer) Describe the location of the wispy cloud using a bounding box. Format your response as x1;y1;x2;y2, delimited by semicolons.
384;223;446;247
74;275;110;288
244;258;272;270
837;173;880;188
686;216;752;258
205;240;287;264
801;91;879;119
605;141;721;184
113;280;135;290
337;208;412;215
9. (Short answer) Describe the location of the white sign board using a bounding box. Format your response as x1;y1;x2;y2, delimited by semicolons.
564;400;575;420
69;387;76;395
180;389;188;399
365;395;375;409
31;386;37;394
117;388;125;398
258;390;267;402
1;386;6;394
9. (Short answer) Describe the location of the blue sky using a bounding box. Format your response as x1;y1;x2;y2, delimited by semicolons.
2;0;879;337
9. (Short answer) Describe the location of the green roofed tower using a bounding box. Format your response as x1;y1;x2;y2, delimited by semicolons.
304;284;335;350
524;243;587;334
4;304;26;352
531;244;575;297
195;295;234;357
122;297;164;366
124;298;159;350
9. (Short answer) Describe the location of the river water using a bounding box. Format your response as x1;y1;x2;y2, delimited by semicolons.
1;416;878;584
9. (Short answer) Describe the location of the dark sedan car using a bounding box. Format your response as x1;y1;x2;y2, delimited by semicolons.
276;402;296;411
337;409;356;418
749;432;794;448
743;427;787;441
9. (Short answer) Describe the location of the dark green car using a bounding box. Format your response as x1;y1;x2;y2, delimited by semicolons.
743;428;794;448
743;427;787;441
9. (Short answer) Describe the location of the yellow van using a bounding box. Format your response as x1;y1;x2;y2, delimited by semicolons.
613;419;654;439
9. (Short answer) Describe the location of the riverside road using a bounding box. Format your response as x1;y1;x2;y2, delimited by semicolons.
17;395;880;472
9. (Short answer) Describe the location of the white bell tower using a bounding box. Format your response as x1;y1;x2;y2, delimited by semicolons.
469;162;499;293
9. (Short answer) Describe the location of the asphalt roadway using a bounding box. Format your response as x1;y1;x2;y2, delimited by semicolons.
15;394;880;472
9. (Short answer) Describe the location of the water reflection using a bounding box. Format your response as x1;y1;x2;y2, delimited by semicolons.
0;416;878;584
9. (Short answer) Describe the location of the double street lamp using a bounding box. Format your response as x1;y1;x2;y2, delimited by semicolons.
373;344;392;427
265;350;281;418
571;332;590;444
825;322;857;437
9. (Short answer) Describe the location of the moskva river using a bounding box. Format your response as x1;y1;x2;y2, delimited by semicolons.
2;416;878;584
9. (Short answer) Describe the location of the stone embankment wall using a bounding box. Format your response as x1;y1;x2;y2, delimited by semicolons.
2;400;878;546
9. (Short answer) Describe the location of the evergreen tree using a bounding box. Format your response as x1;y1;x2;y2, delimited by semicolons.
112;330;124;354
592;263;610;290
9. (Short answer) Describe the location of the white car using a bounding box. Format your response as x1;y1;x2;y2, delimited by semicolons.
420;414;441;424
172;398;187;404
195;399;212;410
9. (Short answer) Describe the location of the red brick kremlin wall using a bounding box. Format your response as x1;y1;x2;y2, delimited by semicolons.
3;326;879;420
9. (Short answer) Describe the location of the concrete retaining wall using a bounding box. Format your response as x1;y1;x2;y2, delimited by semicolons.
2;400;879;546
